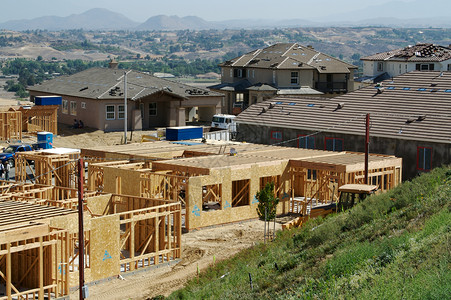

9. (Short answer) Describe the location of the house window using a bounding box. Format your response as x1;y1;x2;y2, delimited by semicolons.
377;62;383;72
62;100;68;114
416;64;434;71
298;135;314;149
291;72;299;84
70;101;77;116
236;93;244;102
149;102;157;117
252;70;255;78
233;68;245;78
417;147;432;171
325;137;344;151
81;102;86;109
272;71;276;84
106;105;115;120
230;69;233;77
270;131;282;140
448;64;451;71
118;105;125;119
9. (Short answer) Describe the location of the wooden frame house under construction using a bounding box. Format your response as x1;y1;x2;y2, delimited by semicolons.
0;181;181;300
82;141;402;231
0;105;58;141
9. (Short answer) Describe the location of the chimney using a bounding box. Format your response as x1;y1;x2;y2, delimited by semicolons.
109;58;118;69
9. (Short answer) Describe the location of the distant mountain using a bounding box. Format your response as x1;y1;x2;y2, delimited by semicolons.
1;5;451;31
136;15;211;30
0;8;138;31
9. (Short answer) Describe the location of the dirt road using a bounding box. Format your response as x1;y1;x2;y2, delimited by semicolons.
69;220;279;299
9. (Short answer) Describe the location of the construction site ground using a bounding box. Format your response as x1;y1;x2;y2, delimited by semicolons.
70;220;280;299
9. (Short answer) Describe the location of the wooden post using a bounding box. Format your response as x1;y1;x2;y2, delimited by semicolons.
365;113;370;185
78;158;85;299
39;236;44;300
6;242;11;299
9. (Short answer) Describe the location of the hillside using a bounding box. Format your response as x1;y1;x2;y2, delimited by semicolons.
167;166;451;299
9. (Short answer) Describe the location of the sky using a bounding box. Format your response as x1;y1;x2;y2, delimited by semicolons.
1;0;415;23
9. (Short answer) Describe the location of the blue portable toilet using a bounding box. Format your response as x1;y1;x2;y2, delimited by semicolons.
37;131;53;149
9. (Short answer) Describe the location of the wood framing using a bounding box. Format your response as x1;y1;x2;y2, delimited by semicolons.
0;182;181;296
0;110;22;141
82;141;402;231
19;105;58;135
15;150;80;188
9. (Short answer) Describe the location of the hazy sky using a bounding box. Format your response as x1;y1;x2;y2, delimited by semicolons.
1;0;415;23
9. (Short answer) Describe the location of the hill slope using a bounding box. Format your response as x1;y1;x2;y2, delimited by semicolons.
168;166;451;299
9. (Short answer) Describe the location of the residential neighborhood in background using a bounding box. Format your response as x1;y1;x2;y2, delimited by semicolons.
209;43;357;114
356;43;451;87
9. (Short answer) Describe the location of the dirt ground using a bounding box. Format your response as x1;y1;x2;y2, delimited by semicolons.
70;220;279;300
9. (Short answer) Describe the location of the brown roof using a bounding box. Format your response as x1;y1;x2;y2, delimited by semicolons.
28;68;223;101
362;43;451;62
220;43;356;73
236;71;451;144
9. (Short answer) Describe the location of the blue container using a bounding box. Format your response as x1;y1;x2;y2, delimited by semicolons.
34;96;62;106
166;126;203;141
37;132;53;149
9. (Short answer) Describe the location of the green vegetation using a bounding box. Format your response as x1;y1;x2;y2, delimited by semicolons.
1;58;108;98
168;166;451;299
256;182;279;220
117;57;220;77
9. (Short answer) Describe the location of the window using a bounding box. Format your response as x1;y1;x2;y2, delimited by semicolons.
325;137;344;151
232;179;250;207
81;102;86;109
448;64;451;71
233;68;245;78
377;62;384;72
62;100;68;114
118;105;125;119
236;93;244;102
416;64;434;71
298;135;314;149
149;102;157;117
291;71;299;84
252;70;255;78
417;147;432;171
106;105;115;120
272;71;276;84
70;101;77;116
270;131;282;140
229;69;232;77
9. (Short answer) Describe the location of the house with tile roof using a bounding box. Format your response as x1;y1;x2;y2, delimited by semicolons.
27;63;223;131
209;43;357;114
358;43;451;85
234;71;451;180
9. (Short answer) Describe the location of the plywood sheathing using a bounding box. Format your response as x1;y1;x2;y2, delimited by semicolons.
81;141;402;231
0;110;22;141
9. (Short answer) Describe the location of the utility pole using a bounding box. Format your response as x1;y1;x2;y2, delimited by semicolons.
78;158;87;299
124;71;128;145
365;113;370;184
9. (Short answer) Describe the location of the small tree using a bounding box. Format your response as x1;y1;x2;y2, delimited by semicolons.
256;182;279;220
